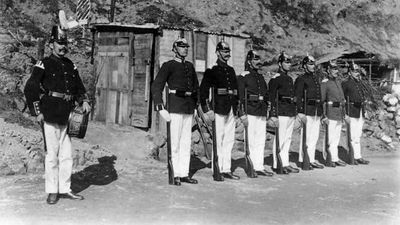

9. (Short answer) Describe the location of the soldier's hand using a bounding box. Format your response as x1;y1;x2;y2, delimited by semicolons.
297;113;307;124
321;117;329;125
36;113;44;123
240;115;248;127
344;115;350;123
159;109;171;122
82;102;91;113
204;110;215;125
268;117;279;128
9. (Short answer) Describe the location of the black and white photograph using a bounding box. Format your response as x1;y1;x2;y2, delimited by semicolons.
0;0;399;224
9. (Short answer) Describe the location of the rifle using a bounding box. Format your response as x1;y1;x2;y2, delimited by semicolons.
324;102;333;166
301;89;311;170
346;96;355;165
243;88;257;178
194;111;211;160
274;90;284;174
166;87;174;185
211;87;223;181
40;120;47;153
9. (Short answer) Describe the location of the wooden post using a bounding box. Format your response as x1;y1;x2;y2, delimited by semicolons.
110;0;116;22
369;62;372;84
37;38;45;60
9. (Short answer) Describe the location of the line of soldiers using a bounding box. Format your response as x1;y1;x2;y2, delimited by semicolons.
151;38;370;186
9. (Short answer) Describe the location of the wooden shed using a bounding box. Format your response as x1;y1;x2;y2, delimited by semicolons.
91;23;250;131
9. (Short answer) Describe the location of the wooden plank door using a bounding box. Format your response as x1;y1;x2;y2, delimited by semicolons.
95;34;130;125
130;33;154;128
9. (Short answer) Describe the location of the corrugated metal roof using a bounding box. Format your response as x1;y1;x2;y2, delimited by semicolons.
91;23;250;39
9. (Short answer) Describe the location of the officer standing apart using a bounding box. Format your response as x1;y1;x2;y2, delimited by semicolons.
294;55;325;169
237;50;273;176
320;60;347;167
151;37;200;185
200;41;240;180
341;63;370;165
268;52;299;174
24;26;91;204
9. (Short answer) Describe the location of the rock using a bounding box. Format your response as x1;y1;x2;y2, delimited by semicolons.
26;151;45;173
0;162;15;176
397;129;400;136
386;106;396;112
381;135;392;144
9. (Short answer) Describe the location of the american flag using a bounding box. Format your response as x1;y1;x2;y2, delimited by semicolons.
76;0;91;21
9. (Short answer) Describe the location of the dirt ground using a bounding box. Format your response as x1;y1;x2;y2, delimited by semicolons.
1;122;399;225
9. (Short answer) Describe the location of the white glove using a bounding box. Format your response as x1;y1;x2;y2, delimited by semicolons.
240;115;248;127
159;109;171;122
204;110;215;125
297;113;307;124
82;102;91;114
268;117;279;128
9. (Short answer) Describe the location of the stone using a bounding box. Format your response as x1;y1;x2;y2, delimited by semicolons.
381;135;392;144
0;162;15;176
387;106;396;112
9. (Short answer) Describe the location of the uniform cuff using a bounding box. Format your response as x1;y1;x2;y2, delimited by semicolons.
33;101;41;116
155;104;165;111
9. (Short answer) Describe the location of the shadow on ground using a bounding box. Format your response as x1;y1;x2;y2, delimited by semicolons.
71;155;118;193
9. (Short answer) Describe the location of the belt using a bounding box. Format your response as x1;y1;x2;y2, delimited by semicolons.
327;101;344;107
349;102;363;107
307;99;321;105
169;89;194;97
278;95;295;104
48;91;73;101
217;88;237;96
248;94;264;101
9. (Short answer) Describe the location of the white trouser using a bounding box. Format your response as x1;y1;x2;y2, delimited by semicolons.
170;113;193;177
272;116;295;168
299;115;321;163
247;115;267;171
215;108;236;173
322;120;342;162
349;114;364;159
44;122;72;194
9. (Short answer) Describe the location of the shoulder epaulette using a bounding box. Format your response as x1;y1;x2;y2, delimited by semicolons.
34;60;44;69
240;71;250;77
321;78;328;83
272;73;280;79
73;63;77;70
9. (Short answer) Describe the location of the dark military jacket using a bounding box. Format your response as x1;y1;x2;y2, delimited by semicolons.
24;54;88;125
237;68;269;117
320;78;346;121
268;71;297;117
294;72;323;116
151;59;199;114
200;60;239;115
341;77;366;118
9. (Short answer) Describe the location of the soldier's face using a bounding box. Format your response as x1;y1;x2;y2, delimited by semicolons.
250;58;262;70
305;63;315;72
281;61;291;71
174;45;188;58
330;68;339;77
217;50;231;63
52;41;68;57
350;70;360;79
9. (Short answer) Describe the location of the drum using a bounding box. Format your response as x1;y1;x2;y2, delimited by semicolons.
67;105;89;139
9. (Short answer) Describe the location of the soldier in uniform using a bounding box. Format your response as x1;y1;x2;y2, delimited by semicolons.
24;26;91;204
151;37;199;186
320;60;347;167
294;55;325;169
268;52;299;174
341;63;370;165
200;41;240;180
237;50;274;176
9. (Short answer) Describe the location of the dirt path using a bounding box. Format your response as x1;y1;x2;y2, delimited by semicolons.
1;147;399;225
